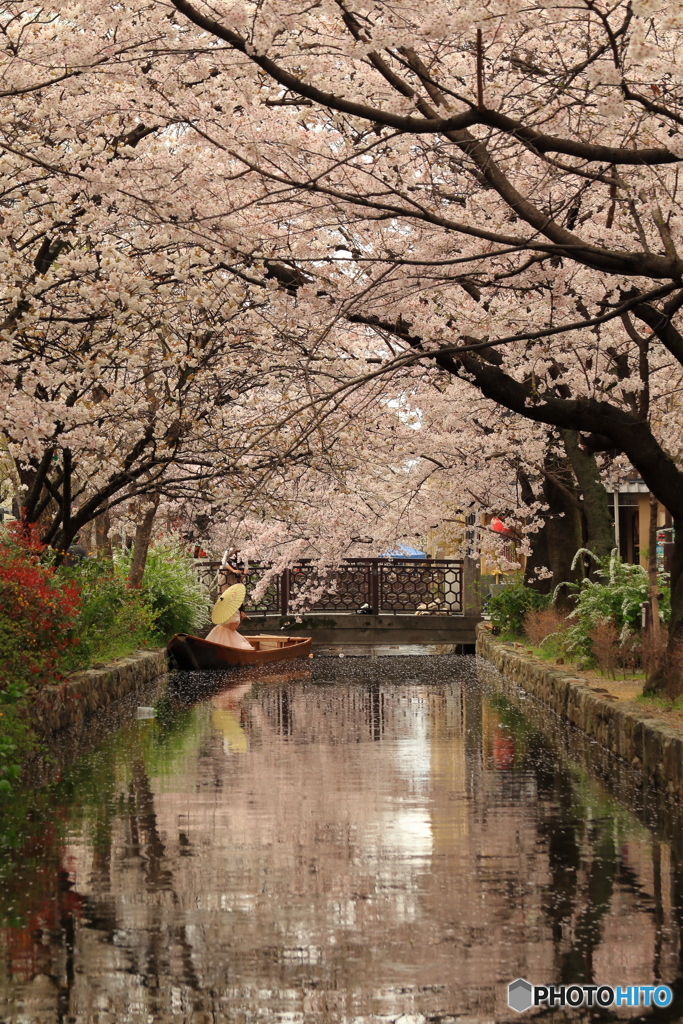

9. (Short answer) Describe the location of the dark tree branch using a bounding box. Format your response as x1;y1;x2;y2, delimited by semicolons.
170;0;681;165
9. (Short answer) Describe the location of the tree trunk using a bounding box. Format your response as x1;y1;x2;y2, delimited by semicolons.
17;460;60;545
83;521;97;556
642;496;663;693
542;454;584;608
648;495;661;650
645;517;683;696
51;522;80;564
669;518;683;654
643;495;663;696
95;510;113;559
439;346;683;690
559;429;615;562
127;496;159;589
524;523;553;593
519;469;552;594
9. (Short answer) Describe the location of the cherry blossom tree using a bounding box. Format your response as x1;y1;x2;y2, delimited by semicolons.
1;4;388;561
159;0;683;688
2;1;553;580
5;0;683;691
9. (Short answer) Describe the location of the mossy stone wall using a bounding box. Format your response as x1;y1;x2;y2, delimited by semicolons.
476;624;683;802
28;649;167;735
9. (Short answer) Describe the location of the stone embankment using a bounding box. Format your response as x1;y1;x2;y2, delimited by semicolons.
477;623;683;803
29;648;167;735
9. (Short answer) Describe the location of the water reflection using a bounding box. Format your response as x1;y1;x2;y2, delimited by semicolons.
0;657;682;1022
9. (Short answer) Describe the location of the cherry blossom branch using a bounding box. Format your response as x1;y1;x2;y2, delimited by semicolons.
222;146;682;279
169;0;680;165
224;283;679;471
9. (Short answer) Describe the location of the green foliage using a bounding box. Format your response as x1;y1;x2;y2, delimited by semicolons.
564;551;670;659
0;615;27;690
56;557;158;666
116;536;210;639
59;536;209;656
0;699;31;795
488;581;550;636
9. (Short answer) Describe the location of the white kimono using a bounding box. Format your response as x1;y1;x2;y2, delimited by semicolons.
205;612;254;650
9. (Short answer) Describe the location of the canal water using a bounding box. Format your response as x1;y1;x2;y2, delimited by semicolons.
1;654;682;1023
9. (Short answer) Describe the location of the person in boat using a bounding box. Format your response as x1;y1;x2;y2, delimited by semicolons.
205;582;254;651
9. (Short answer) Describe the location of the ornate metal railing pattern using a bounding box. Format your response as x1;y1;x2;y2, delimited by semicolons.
378;560;463;614
195;558;464;615
287;561;373;614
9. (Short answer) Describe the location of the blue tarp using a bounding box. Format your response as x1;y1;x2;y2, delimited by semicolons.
380;545;427;559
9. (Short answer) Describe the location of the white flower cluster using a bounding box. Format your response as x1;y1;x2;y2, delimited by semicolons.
666;135;683;158
586;63;622;86
596;93;626;119
631;0;661;17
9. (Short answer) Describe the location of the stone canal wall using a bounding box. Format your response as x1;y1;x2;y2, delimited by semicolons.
476;623;683;803
28;648;167;735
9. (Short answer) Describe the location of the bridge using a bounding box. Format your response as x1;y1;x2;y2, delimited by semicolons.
196;556;481;648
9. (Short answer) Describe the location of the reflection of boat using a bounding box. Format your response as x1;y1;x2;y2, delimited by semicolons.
168;633;312;670
211;682;253;753
165;665;312;710
213;708;249;752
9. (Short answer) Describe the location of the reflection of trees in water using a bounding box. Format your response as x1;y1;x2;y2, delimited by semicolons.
3;684;427;1022
126;760;204;1012
540;809;618;984
248;680;393;745
0;757;116;1006
488;692;683;1018
1;755;213;1022
276;686;293;738
0;709;216;1023
369;683;384;742
3;675;683;1021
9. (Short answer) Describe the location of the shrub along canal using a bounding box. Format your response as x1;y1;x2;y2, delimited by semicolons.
1;653;683;1023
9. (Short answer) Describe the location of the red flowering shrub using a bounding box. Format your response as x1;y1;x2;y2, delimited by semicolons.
0;528;82;690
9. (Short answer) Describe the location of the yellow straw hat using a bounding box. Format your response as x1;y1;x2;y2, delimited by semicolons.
211;583;246;625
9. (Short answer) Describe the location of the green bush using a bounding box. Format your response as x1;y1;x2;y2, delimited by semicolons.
115;536;210;638
564;551;670;660
488;581;550;636
0;700;30;794
0;529;200;795
56;558;158;665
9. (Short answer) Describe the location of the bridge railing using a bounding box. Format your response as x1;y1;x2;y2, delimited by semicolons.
195;557;464;616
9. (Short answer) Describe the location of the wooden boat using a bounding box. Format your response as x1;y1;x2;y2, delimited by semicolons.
168;633;312;670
